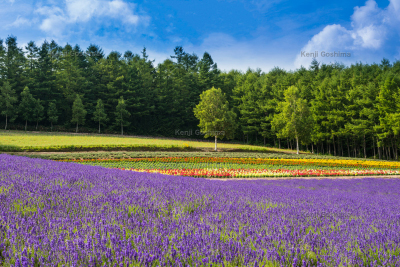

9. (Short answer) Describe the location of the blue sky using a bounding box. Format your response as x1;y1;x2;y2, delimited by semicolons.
0;0;399;72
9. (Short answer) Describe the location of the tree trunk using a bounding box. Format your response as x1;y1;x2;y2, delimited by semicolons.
333;135;336;156
384;146;387;160
328;140;331;155
25;120;27;131
373;137;376;159
278;138;281;149
121;113;123;135
382;146;385;160
296;135;299;155
387;146;390;160
391;137;397;160
341;141;344;157
51;122;53;132
99;121;101;134
5;114;7;130
215;136;217;151
347;138;350;157
312;143;314;154
264;137;266;146
363;134;366;159
36;120;38;131
76;122;78;133
378;145;381;160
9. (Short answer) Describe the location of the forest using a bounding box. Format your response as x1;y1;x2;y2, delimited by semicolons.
1;35;400;160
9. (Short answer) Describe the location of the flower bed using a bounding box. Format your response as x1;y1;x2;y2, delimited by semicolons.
65;157;400;178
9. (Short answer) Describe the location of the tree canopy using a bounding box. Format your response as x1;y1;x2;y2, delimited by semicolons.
194;87;237;151
1;36;400;159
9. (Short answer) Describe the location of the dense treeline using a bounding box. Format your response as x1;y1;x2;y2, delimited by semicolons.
1;36;400;159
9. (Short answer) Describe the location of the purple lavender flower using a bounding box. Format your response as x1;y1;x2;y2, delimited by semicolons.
1;154;400;266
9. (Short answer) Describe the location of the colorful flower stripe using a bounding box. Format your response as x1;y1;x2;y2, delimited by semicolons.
60;157;400;169
120;167;400;178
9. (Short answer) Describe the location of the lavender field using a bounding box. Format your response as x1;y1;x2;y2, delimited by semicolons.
1;154;400;266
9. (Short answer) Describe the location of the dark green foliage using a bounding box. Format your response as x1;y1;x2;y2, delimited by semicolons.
92;99;107;133
33;99;44;130
0;82;18;129
71;95;87;133
1;36;400;159
115;96;130;135
18;87;36;131
47;101;58;131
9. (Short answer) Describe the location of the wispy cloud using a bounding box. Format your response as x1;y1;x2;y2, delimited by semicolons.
180;32;297;72
5;16;31;29
34;0;146;36
294;0;400;68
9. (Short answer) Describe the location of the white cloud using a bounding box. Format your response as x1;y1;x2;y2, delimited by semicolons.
294;0;400;68
35;0;142;36
180;33;296;72
5;16;31;28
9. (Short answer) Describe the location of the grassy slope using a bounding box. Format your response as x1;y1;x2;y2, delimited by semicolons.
0;130;298;153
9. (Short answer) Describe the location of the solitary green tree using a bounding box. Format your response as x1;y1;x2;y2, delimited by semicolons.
33;99;44;130
19;87;36;131
93;99;108;133
71;95;87;133
47;101;58;131
272;86;312;154
194;87;237;151
0;82;18;130
115;96;130;135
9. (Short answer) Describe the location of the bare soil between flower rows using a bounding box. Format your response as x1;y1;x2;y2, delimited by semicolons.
207;175;400;181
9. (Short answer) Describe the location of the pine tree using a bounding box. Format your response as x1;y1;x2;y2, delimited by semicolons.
19;87;36;131
92;99;108;133
115;96;130;135
0;82;18;130
47;101;58;131
71;95;87;133
3;36;26;95
33;99;44;130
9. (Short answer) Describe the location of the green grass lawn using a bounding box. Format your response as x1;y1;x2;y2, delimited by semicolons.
0;130;298;153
